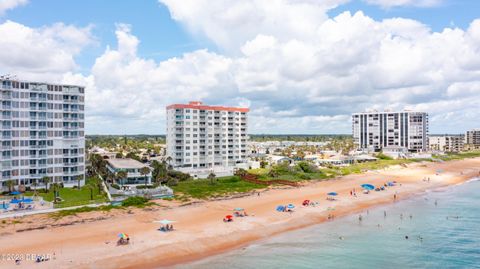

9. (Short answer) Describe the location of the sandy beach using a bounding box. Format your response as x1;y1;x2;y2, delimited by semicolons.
1;158;479;269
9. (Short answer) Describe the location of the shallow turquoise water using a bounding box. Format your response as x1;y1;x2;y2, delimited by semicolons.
175;179;480;269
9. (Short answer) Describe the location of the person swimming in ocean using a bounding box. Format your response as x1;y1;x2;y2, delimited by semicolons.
405;235;409;239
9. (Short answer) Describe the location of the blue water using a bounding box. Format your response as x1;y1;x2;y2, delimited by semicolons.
175;179;480;269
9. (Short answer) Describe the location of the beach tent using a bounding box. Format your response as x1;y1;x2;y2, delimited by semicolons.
361;184;375;190
276;205;285;212
154;219;176;225
327;192;338;196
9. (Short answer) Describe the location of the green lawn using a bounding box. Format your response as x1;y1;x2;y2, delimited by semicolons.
24;177;108;208
171;176;266;200
433;151;480;161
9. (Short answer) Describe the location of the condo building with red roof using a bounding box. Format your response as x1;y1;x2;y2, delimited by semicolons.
166;101;249;171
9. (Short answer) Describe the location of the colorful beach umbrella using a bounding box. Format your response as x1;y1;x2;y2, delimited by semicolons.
287;204;295;209
225;215;233;219
233;208;244;211
276;205;285;212
327;192;338;196
118;233;129;239
387;182;395;186
361;184;375;190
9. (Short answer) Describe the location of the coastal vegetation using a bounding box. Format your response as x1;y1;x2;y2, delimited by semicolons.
24;177;108;208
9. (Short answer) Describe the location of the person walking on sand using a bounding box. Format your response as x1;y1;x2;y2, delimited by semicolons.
359;214;363;222
384;211;387;218
394;193;397;201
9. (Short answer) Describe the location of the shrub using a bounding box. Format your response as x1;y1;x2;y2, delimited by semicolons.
376;153;393;160
121;196;149;207
296;161;318;173
167;170;192;181
111;183;120;190
136;185;156;189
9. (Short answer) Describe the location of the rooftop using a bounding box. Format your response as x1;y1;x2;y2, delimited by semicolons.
167;101;249;113
107;158;147;169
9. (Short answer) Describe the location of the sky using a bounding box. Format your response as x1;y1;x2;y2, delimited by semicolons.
0;0;479;135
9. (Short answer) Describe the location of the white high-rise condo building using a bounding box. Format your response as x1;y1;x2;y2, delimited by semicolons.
352;111;429;152
465;129;480;146
166;101;249;170
429;135;464;152
0;78;85;191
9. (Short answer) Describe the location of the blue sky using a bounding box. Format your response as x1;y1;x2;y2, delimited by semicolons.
1;0;479;134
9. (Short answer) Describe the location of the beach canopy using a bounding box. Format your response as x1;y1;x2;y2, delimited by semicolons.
287;204;295;209
361;184;375;190
10;198;33;204
118;233;129;239
233;208;244;211
327;192;338;196
276;205;285;212
10;191;21;195
154;219;176;225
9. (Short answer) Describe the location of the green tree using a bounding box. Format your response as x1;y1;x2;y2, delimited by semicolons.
139;166;150;186
6;180;15;193
116;170;128;185
76;175;83;189
207;172;216;185
41;176;51;193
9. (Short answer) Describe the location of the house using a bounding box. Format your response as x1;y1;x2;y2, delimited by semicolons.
106;158;152;185
268;155;294;165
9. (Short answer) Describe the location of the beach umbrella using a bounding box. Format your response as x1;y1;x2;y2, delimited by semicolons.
118;233;129;239
303;200;310;205
233;208;244;211
276;205;285;212
361;184;375;190
287;204;295;209
154;219;176;225
225;215;233;220
387;182;395;187
10;191;20;195
327;192;338;196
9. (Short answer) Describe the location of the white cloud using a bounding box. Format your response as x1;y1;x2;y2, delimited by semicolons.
0;0;27;15
5;1;480;134
364;0;443;8
0;20;94;81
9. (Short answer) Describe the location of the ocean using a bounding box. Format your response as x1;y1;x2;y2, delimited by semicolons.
175;178;480;269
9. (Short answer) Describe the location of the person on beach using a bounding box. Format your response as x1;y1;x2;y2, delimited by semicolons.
358;215;362;222
394;194;397;201
400;213;403;220
435;200;438;206
409;214;413;219
384;211;387;217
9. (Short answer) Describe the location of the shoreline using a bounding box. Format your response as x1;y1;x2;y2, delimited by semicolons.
0;158;479;269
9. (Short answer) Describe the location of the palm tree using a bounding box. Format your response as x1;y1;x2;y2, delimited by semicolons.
116;170;128;186
207;172;216;185
166;156;173;167
87;184;94;200
76;175;83;189
31;180;38;196
51;183;60;203
41;176;50;193
6;180;15;193
139;166;150;186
